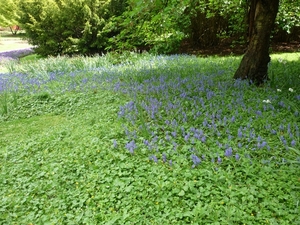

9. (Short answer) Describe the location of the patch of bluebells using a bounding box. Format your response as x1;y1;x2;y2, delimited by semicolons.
0;48;33;61
1;54;299;167
115;55;299;167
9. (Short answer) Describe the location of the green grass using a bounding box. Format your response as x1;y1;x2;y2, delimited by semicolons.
0;52;299;224
19;54;43;62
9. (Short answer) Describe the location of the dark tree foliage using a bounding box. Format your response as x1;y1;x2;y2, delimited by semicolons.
13;0;298;57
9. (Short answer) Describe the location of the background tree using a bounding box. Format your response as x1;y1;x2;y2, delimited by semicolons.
234;0;280;85
18;0;114;56
15;0;299;57
0;0;21;34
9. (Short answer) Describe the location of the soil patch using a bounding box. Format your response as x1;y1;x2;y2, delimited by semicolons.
179;41;300;56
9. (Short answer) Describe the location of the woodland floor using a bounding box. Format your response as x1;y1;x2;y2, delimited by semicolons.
179;40;300;56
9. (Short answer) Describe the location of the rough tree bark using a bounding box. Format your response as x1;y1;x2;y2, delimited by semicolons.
234;0;279;85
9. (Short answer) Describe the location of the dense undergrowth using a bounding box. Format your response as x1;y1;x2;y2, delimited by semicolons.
0;52;299;224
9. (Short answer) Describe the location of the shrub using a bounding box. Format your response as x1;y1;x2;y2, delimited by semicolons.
18;0;114;56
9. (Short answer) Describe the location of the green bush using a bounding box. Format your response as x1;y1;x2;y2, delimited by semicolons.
18;0;116;56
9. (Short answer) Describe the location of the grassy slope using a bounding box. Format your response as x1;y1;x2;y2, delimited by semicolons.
0;53;299;224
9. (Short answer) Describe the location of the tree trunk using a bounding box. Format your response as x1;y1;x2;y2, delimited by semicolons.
234;0;279;85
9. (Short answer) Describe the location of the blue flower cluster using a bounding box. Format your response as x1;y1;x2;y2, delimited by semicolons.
1;53;299;168
114;55;299;167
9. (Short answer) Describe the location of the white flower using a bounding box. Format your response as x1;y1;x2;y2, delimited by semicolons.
289;88;294;92
263;99;271;103
277;89;281;92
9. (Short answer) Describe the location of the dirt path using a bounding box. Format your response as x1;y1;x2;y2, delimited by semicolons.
0;38;32;53
0;32;33;61
0;30;32;52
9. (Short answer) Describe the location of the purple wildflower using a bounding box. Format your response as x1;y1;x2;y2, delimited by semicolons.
257;136;262;142
162;153;167;162
235;153;240;161
171;131;177;138
149;155;158;163
216;141;222;148
113;139;118;148
271;129;277;135
125;140;136;154
217;156;222;164
224;147;233;157
280;136;287;146
191;154;201;168
231;116;235;122
279;124;284;131
278;101;285;108
256;110;262;116
184;133;190;142
144;139;149;146
238;128;243;138
261;141;267;148
291;140;296;147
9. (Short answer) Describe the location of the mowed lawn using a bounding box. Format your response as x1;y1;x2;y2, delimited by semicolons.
0;52;299;224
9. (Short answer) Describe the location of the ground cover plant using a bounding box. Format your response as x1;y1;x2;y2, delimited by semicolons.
0;52;299;224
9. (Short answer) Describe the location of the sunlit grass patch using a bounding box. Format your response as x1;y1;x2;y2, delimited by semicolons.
0;114;65;147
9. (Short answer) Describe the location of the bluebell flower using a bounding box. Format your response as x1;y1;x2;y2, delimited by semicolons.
224;147;233;157
257;136;262;142
171;131;177;138
235;153;240;161
279;124;284;131
256;110;262;116
261;141;267;148
257;142;261;149
165;134;171;141
280;136;287;146
271;129;277;135
191;154;201;168
162;153;167;162
278;101;285;107
125;140;136;154
291;140;296;147
113;139;117;148
238;128;243;138
217;156;222;164
149;155;158;163
144;139;149;146
231;116;235;122
184;133;190;142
